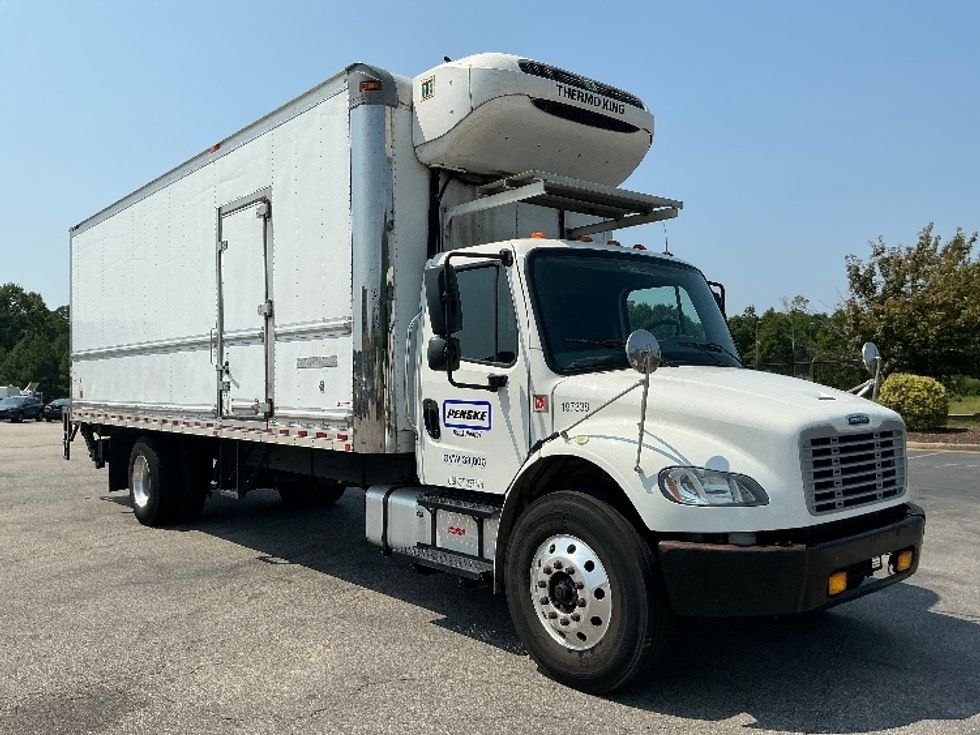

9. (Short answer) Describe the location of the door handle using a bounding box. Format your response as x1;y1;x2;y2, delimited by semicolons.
422;398;440;440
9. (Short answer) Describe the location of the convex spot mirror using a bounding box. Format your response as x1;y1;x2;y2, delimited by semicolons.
626;329;661;375
861;342;880;375
424;264;463;336
427;335;461;372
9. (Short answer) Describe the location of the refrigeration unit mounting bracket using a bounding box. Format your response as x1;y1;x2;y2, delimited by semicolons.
441;170;683;245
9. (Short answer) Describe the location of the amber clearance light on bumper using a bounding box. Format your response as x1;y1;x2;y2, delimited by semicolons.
894;548;914;573
828;570;848;597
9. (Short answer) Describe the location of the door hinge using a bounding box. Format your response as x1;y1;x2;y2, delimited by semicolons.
255;201;271;219
219;240;229;252
257;300;274;318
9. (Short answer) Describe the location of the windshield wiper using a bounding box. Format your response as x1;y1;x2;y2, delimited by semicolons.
563;337;624;348
675;341;744;367
563;336;679;369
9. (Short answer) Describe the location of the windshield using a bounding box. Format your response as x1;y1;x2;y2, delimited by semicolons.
527;249;740;374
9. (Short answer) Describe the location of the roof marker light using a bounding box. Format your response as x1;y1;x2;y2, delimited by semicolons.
359;80;384;92
633;243;647;251
530;231;547;239
607;240;621;247
208;143;221;153
577;236;593;242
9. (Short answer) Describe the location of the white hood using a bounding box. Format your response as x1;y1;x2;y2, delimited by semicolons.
546;366;906;532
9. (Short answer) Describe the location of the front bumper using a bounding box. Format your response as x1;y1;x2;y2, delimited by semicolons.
657;503;925;616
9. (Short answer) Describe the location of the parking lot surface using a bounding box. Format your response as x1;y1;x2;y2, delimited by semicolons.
1;422;978;735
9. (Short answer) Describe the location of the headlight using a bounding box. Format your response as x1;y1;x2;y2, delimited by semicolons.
658;466;769;507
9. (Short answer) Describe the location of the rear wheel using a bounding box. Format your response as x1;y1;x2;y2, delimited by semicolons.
128;437;181;526
504;491;673;694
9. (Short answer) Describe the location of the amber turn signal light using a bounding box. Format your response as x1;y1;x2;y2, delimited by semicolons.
828;570;848;597
894;549;914;573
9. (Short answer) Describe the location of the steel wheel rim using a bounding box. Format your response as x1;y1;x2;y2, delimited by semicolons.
131;454;151;508
530;534;612;651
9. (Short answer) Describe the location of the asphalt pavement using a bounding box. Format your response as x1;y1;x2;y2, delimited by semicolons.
1;422;978;735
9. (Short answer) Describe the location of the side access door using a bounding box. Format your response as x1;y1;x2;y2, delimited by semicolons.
217;191;274;420
417;260;530;494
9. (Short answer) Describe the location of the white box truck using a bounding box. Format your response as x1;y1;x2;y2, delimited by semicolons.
67;53;925;693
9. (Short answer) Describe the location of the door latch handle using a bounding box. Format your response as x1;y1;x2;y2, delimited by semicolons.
422;398;440;440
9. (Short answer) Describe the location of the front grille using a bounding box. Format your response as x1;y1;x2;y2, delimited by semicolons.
801;423;906;515
517;59;645;109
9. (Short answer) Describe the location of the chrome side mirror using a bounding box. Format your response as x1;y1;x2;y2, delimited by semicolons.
861;342;880;375
626;329;661;375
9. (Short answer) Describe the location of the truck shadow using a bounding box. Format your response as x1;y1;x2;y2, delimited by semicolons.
144;489;979;733
619;583;980;732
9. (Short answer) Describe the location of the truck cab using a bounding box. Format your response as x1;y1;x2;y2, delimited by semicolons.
374;229;924;693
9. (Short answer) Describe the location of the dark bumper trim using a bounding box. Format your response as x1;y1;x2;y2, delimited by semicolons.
658;503;926;617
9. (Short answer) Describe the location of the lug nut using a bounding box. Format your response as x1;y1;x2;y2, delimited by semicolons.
566;567;575;575
575;582;585;589
577;599;587;608
553;560;563;569
539;597;549;606
571;613;581;622
548;611;558;620
537;580;547;588
560;618;570;626
543;566;552;575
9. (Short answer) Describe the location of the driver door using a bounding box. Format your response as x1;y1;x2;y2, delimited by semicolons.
416;262;529;495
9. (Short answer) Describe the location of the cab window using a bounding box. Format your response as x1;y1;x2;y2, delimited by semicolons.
456;266;518;365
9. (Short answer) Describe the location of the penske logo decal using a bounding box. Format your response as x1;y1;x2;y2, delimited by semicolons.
443;400;492;431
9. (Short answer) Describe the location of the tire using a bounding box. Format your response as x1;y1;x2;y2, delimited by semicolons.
128;437;181;526
504;491;673;694
278;481;345;508
13;412;23;423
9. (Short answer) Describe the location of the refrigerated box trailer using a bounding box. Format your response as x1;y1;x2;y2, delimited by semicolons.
67;53;925;693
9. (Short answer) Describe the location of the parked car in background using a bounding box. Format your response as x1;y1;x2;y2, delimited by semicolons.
43;398;70;422
0;396;44;422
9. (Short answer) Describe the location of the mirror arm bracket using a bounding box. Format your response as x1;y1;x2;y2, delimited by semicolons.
447;371;508;393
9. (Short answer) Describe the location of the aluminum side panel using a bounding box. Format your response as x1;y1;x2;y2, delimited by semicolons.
269;94;354;421
70;89;354;421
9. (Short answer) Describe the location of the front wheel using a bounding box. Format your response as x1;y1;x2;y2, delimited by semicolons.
504;491;673;694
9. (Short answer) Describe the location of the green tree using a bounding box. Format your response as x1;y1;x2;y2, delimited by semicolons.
727;305;758;367
0;283;49;354
844;224;980;383
728;299;865;390
0;284;70;397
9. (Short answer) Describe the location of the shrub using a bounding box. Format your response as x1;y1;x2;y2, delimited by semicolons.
879;373;949;431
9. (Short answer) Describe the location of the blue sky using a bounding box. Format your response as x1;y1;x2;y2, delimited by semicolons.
1;0;977;315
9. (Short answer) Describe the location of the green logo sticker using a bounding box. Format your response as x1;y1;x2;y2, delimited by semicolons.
420;76;435;101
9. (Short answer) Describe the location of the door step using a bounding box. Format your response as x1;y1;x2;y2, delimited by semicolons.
392;547;493;580
418;492;500;518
